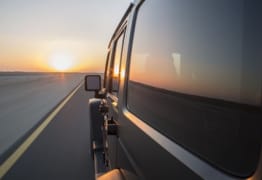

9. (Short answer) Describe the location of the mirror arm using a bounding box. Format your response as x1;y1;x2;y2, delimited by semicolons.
95;88;107;99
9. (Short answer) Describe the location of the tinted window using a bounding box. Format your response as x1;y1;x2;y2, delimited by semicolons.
112;30;125;96
104;51;111;89
128;0;262;177
130;0;261;106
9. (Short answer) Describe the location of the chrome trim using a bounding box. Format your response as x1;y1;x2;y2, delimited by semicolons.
108;3;134;48
123;108;245;180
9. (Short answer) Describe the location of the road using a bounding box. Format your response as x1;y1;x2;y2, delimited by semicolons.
0;73;84;159
0;81;95;179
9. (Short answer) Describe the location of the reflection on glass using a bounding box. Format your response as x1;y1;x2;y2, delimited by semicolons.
130;0;261;106
112;31;125;94
113;64;120;77
172;53;181;77
120;69;126;79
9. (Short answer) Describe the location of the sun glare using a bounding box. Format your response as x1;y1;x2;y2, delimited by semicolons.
49;53;74;71
113;64;120;77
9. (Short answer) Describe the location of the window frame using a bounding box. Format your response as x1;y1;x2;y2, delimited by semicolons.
104;50;111;90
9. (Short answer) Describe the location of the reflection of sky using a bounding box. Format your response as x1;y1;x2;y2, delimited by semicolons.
130;0;262;106
113;33;125;77
172;53;181;76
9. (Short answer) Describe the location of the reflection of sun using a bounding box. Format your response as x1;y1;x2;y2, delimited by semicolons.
49;53;74;71
113;64;119;77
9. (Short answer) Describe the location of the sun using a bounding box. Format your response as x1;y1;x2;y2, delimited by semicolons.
49;53;74;71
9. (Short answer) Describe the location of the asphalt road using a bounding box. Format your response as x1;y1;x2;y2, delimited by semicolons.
2;83;95;180
0;73;84;158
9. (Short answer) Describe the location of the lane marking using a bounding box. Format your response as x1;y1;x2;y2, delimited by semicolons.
0;81;83;179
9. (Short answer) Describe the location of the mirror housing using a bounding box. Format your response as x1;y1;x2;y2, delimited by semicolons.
85;75;101;91
85;75;106;98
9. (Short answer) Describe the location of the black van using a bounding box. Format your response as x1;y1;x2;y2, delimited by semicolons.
85;0;262;179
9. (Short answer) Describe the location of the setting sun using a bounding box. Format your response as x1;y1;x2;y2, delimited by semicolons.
49;53;74;71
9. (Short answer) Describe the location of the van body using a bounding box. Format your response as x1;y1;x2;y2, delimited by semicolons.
85;0;262;179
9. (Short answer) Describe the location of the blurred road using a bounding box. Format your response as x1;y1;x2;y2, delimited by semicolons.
1;82;95;180
0;73;84;159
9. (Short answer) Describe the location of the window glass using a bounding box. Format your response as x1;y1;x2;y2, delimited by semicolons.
104;51;111;89
128;0;262;177
112;31;125;96
129;0;261;106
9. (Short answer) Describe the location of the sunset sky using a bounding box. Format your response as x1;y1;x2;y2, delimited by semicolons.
0;0;130;72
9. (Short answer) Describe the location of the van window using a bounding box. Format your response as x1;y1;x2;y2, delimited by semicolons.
130;0;261;106
104;51;112;90
127;0;261;177
111;30;125;96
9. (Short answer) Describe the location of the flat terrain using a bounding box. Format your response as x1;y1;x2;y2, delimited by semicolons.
0;73;84;159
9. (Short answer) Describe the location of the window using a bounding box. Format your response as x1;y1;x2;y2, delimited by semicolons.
127;0;261;177
104;30;125;96
104;51;111;89
130;0;261;106
111;30;125;96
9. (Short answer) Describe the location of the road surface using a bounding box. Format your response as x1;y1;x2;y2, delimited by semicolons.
0;73;84;159
1;82;95;179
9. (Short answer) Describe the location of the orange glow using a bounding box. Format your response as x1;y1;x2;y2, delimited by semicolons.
120;69;125;79
113;64;120;77
0;0;131;73
0;39;108;73
49;53;74;72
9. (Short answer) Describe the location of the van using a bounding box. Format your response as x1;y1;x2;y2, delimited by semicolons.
85;0;262;179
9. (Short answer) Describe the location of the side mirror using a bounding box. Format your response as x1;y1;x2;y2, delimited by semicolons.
85;75;106;98
85;75;101;91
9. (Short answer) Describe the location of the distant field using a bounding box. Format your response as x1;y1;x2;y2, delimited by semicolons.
0;72;87;160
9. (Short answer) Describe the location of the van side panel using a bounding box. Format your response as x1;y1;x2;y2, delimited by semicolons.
117;113;202;180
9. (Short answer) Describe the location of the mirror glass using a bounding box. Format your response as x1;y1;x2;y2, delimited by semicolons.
85;75;101;91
